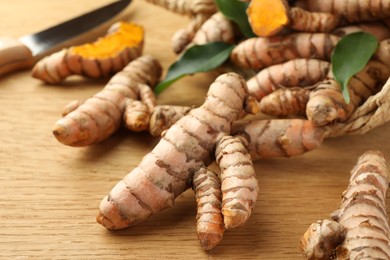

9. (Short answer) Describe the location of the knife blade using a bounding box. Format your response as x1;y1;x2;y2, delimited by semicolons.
0;0;131;76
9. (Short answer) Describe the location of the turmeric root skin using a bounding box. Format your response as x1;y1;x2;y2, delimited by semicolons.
230;33;339;70
193;167;224;251
215;135;258;229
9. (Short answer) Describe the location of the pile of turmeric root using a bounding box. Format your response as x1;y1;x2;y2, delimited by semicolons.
30;0;390;256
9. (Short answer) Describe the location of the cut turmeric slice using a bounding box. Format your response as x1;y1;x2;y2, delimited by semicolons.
247;0;289;37
32;21;144;84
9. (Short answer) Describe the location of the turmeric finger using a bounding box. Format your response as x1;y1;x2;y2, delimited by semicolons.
307;60;390;126
259;87;310;117
145;0;217;16
332;22;390;41
123;99;151;132
190;12;236;47
172;13;211;54
307;0;390;22
246;58;330;101
53;55;162;146
332;150;390;258
215;135;258;229
230;33;339;70
247;0;339;37
97;73;249;230
193;167;224;251
32;22;144;84
301;150;390;259
233;119;325;160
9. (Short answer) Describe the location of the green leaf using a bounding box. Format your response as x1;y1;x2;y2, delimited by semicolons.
154;42;234;94
214;0;255;38
331;32;378;103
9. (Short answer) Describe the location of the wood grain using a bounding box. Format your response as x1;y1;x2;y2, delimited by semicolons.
0;1;389;259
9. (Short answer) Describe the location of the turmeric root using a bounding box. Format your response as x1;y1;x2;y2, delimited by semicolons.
144;0;217;16
32;22;144;84
259;87;310;117
149;105;192;137
190;12;236;47
306;0;390;23
301;150;390;259
233;118;326;160
96;73;254;230
193;167;224;251
230;33;339;70
306;59;390;126
246;58;330;101
171;14;211;54
247;0;339;37
53;55;162;146
332;22;390;41
215;135;258;229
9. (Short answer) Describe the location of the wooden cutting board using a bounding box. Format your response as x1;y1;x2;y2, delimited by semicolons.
1;0;389;259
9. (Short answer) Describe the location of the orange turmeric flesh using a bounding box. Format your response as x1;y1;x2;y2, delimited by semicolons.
247;0;289;37
69;22;144;58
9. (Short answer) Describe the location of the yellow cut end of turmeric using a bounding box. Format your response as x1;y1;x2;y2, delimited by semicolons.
70;22;144;58
247;0;289;37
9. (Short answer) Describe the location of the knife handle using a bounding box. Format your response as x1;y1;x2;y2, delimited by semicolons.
0;36;34;76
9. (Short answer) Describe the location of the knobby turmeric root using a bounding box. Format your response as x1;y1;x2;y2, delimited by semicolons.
52;55;162;146
96;73;257;230
193;167;224;251
230;33;339;70
307;58;390;126
190;12;236;47
247;0;339;37
301;150;390;259
32;22;144;84
246;58;330;101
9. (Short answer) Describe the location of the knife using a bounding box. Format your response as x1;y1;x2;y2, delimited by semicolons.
0;0;131;76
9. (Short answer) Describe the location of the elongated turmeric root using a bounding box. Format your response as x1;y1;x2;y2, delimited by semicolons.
232;119;326;160
96;73;254;230
306;0;390;22
247;0;339;37
301;150;390;259
246;58;330;101
332;22;390;41
193;167;224;251
144;0;216;16
230;33;339;70
53;55;162;146
215;135;258;229
32;22;144;84
259;87;310;117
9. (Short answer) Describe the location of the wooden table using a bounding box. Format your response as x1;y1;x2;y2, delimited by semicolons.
1;1;389;259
